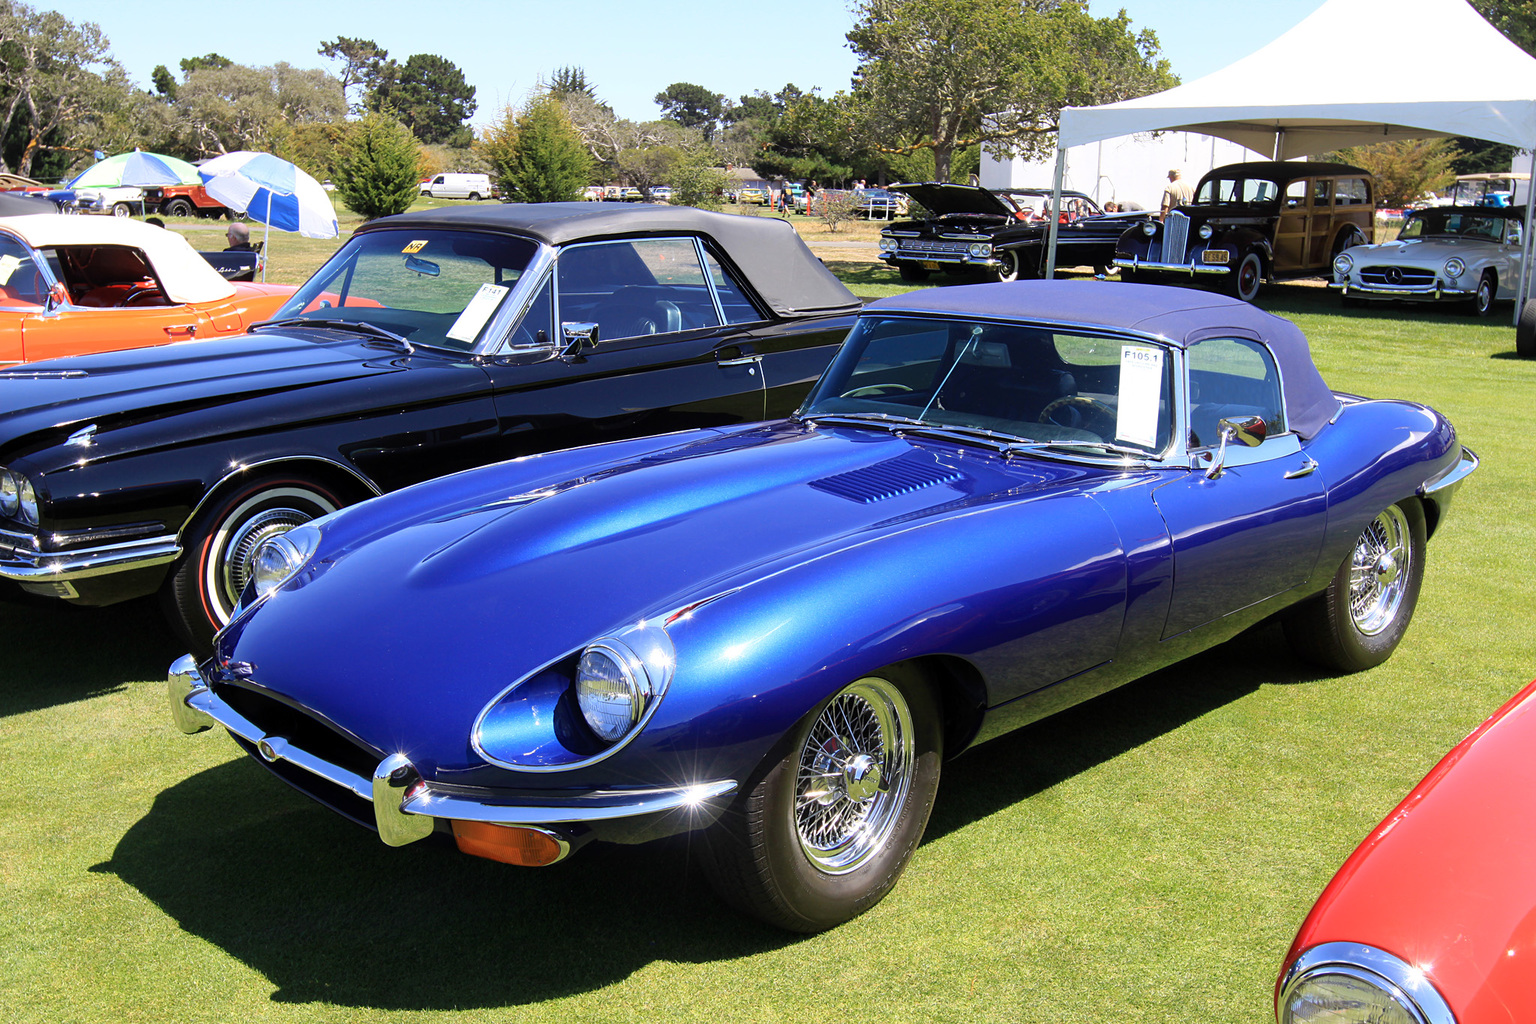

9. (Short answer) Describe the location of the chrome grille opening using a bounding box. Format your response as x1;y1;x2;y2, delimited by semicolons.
1163;211;1190;265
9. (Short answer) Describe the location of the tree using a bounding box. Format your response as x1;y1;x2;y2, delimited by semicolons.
179;53;232;75
170;61;343;157
369;53;476;147
548;65;594;100
1470;0;1536;55
333;112;421;219
1337;139;1462;208
669;157;729;210
845;0;1176;181
487;95;592;203
616;145;684;199
655;82;724;140
0;4;124;175
151;64;177;100
318;36;387;113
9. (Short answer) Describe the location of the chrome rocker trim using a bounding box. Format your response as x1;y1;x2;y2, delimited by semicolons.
1331;281;1470;300
0;532;180;582
1112;256;1230;277
167;655;738;847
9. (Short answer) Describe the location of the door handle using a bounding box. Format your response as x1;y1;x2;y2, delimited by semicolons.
717;354;762;368
1283;456;1318;479
163;323;198;338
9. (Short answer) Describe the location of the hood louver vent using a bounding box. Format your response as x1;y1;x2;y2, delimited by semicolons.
811;454;961;503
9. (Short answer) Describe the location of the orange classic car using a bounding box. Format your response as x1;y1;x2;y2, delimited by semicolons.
0;215;296;366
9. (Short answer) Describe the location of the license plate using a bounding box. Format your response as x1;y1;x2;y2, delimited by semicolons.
1202;250;1230;264
922;261;941;270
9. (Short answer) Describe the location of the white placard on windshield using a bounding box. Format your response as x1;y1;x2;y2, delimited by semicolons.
446;283;510;343
1116;345;1164;448
0;254;20;286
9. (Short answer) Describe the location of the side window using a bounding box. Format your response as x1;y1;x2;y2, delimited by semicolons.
1335;178;1368;206
504;272;552;352
1310;179;1332;207
557;237;722;342
1284;180;1308;209
0;234;47;307
1508;219;1523;247
1186;337;1284;448
703;248;762;324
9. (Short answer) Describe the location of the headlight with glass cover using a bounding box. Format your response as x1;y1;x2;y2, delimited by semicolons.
0;467;39;525
1444;257;1466;279
244;523;324;608
576;627;675;744
878;237;898;252
1197;224;1214;240
1334;253;1353;277
1278;943;1454;1024
967;242;992;258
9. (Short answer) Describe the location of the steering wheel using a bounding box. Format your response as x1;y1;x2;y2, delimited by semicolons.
122;286;166;306
840;383;913;399
1039;395;1117;436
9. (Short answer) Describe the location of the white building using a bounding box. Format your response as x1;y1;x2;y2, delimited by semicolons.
981;131;1267;210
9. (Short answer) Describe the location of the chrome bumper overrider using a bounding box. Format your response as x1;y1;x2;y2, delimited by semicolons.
1330;281;1470;300
1112;257;1229;276
1421;445;1479;506
168;655;738;848
0;530;180;583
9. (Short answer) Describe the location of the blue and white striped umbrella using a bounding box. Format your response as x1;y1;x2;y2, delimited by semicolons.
197;151;338;239
68;150;201;189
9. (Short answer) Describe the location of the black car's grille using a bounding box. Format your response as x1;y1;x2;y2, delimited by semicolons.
213;681;382;781
893;238;973;256
1360;265;1437;287
1162;211;1190;264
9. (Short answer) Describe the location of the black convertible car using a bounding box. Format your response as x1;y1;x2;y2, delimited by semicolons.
0;204;859;650
878;182;1150;282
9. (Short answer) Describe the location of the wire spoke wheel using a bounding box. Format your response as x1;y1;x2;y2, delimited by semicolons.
794;678;914;873
1347;504;1411;636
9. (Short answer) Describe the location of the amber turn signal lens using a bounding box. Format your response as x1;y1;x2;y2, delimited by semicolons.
451;820;565;866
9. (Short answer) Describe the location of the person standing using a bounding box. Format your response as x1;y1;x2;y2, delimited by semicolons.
1160;168;1193;220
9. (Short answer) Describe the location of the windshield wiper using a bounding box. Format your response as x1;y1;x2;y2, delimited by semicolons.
1009;439;1151;459
250;316;414;352
803;413;1018;453
801;411;928;429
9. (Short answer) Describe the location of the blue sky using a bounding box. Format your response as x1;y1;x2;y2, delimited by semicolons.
57;0;1329;127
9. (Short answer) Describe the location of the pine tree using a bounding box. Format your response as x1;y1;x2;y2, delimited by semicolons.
333;113;421;219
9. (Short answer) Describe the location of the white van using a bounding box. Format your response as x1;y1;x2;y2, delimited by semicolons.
419;173;494;200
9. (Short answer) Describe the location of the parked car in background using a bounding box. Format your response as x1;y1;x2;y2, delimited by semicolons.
72;185;144;217
854;188;905;218
649;186;673;203
880;182;1150;282
169;280;1474;933
419;173;494;200
1115;162;1375;301
0;204;859;652
1331;205;1524;315
143;184;234;220
0;214;293;365
736;183;772;205
1277;676;1536;1024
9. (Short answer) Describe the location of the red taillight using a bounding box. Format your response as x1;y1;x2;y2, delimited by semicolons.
451;821;566;866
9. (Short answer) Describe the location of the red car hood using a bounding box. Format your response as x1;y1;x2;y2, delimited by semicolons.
1282;678;1536;1022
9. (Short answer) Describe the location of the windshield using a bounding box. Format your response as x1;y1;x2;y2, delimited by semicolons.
1192;177;1281;206
801;315;1174;455
1400;210;1508;241
272;229;538;351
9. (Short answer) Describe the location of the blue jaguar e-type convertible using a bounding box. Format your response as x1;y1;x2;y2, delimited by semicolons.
169;281;1476;931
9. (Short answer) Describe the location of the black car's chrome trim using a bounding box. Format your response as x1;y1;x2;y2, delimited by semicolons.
168;656;737;838
1278;942;1455;1024
1112;256;1230;276
177;456;383;546
0;532;180;582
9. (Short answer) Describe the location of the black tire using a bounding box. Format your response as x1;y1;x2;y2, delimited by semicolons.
897;263;930;283
468;192;481;201
1468;272;1495;316
164;199;194;218
1230;251;1264;302
995;249;1023;283
1518;298;1536;358
111;202;132;218
701;663;942;932
1284;500;1426;672
163;476;347;655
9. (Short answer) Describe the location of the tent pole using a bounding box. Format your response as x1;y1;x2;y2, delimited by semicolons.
1515;148;1535;327
263;191;272;283
1045;144;1067;278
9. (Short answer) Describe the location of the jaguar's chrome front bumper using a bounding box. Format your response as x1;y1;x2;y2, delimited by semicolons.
168;656;737;855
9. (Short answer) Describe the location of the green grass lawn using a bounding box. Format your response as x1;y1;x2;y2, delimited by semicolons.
2;259;1532;1022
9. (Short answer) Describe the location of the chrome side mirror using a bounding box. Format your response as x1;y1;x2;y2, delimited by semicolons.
560;321;599;360
1205;415;1267;479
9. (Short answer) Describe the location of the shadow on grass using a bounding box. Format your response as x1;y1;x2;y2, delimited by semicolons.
95;759;796;1009
927;619;1323;842
0;593;184;719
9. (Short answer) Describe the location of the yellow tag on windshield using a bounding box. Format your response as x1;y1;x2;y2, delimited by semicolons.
402;240;428;254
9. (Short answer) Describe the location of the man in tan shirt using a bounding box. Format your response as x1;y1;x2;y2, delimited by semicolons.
1160;168;1194;220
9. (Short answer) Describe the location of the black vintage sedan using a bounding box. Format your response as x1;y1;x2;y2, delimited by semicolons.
0;204;859;650
878;182;1150;283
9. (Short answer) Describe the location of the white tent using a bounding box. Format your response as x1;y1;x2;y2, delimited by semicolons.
1044;0;1536;321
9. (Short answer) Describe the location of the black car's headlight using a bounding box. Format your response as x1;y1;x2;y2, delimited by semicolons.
247;523;323;603
1334;253;1353;277
967;242;992;257
0;468;38;525
1141;221;1157;236
575;627;675;743
1444;257;1466;279
879;237;898;252
1279;943;1454;1024
1197;224;1214;240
